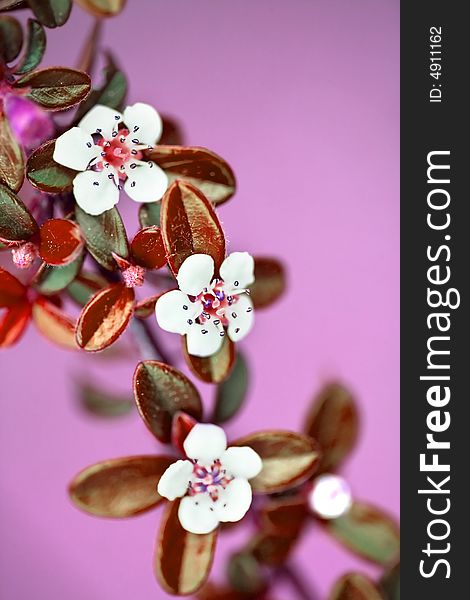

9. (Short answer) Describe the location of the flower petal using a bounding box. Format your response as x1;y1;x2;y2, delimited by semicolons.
124;161;168;203
123;102;163;145
53;127;100;171
157;460;193;501
155;290;201;335
183;423;227;462
215;478;252;523
79;104;122;138
226;295;254;342
220;252;255;291
221;446;263;480
186;322;224;358
178;494;220;534
177;253;214;296
73;167;119;216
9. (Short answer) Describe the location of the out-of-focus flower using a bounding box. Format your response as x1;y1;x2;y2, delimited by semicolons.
158;423;262;534
4;95;54;153
53;103;168;215
308;473;353;519
155;252;255;357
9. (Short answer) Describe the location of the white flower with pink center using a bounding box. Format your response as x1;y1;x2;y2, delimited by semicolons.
155;252;255;357
157;423;262;534
53;103;168;216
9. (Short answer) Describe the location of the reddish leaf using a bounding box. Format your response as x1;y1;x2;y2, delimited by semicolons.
380;562;400;600
159;115;185;146
324;502;400;567
0;267;27;307
134;293;165;319
155;499;218;595
14;67;90;110
145;145;236;206
38;219;84;266
27;140;76;193
304;382;359;474
74;0;126;18
329;574;383;600
133;360;203;443
171;411;197;456
233;431;320;494
0;303;31;347
213;351;249;423
69;455;172;518
161;181;226;277
130;226;166;269
260;495;309;537
249;532;298;568
32;296;77;349
76;283;135;352
249;258;286;309
183;335;235;384
27;0;72;28
0;111;25;192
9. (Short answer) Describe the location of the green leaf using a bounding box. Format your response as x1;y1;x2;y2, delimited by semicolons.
213;351;249;422
67;271;107;306
14;67;90;110
33;254;83;294
27;0;72;28
15;19;46;75
77;381;134;418
75;205;129;271
0;184;37;243
138;202;161;228
227;551;266;596
325;501;400;566
0;111;24;192
27;140;76;193
0;15;23;63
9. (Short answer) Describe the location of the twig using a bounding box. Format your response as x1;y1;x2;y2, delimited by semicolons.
131;317;172;364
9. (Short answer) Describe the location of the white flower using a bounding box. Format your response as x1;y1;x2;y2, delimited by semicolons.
308;474;353;519
155;252;255;357
157;423;262;534
53;103;168;216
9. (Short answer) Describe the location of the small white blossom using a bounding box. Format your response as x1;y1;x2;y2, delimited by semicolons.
53;103;168;216
157;423;262;534
308;474;353;519
155;252;255;357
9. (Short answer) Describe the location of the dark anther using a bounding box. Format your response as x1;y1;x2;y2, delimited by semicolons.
93;181;99;186
202;330;208;334
132;138;139;144
133;126;139;132
235;328;240;333
112;131;118;137
183;305;188;310
231;312;237;318
234;280;239;286
86;142;92;148
130;163;137;169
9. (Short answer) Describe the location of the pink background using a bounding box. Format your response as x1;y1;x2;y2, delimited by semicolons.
0;1;399;598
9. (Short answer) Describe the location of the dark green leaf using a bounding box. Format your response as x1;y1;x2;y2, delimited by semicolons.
27;140;76;193
138;202;161;228
227;551;266;596
0;15;22;62
33;253;83;294
325;501;400;566
27;0;72;28
0;184;37;242
14;67;90;110
75;205;129;271
183;335;235;384
249;257;286;309
77;381;134;418
67;271;107;306
15;19;46;75
213;351;249;422
0;111;24;192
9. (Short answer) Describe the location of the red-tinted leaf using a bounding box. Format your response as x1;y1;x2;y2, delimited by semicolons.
0;15;23;63
76;283;135;351
171;411;197;456
69;455;173;518
145;145;236;206
159;115;184;146
27;0;72;28
304;382;359;474
0;266;27;307
0;111;25;192
183;335;235;384
32;296;77;349
14;67;90;110
161;181;226;277
249;258;286;309
130;226;166;269
380;562;400;600
27;140;76;193
324;502;400;567
155;499;218;595
227;550;267;596
0;184;38;243
38;218;84;266
260;495;309;537
329;574;383;600
249;532;298;568
233;431;320;494
133;360;203;443
0;303;31;347
134;293;165;319
74;0;126;18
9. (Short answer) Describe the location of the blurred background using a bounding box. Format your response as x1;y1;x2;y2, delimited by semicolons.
0;0;399;598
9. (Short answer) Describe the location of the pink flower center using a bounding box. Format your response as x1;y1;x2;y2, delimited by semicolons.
11;242;38;269
188;460;232;502
97;129;142;178
121;264;145;288
195;280;239;326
